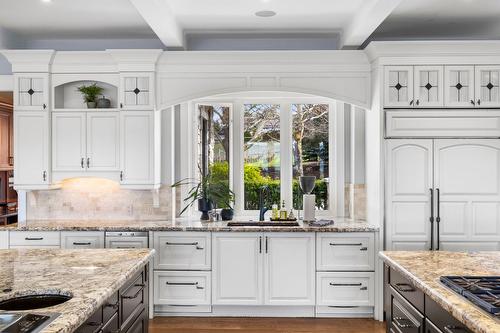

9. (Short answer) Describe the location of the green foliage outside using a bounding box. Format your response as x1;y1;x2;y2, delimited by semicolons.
210;161;328;210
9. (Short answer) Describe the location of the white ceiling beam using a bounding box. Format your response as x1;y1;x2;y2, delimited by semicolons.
129;0;183;48
341;0;402;49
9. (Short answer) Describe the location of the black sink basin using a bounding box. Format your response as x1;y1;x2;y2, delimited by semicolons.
0;294;72;311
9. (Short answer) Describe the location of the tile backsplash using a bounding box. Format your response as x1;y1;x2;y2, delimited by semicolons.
27;178;172;220
344;183;366;221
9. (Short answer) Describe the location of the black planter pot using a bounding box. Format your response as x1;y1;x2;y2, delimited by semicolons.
220;208;234;221
198;198;213;220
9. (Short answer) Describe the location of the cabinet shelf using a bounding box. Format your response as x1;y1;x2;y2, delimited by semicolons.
52;108;120;112
54;79;118;110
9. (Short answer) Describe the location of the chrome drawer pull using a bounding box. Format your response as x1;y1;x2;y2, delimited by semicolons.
394;317;416;329
25;237;43;241
166;281;204;289
444;325;467;333
121;284;145;299
394;283;415;292
166;242;204;250
73;242;92;246
329;243;362;246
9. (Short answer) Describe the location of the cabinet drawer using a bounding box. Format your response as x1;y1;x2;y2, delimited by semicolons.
103;292;119;324
316;233;374;271
61;231;104;249
426;319;443;333
9;231;60;247
389;268;424;314
154;232;211;270
425;296;472;333
120;269;146;331
154;271;211;306
316;272;374;307
389;286;424;333
74;308;103;333
101;312;119;333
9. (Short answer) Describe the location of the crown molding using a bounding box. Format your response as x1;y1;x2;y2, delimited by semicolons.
0;50;55;72
107;49;163;72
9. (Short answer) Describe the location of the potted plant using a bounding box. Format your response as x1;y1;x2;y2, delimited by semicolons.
172;172;235;221
77;83;103;108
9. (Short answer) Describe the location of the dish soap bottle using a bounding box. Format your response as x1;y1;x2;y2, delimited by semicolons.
279;200;287;220
271;204;279;220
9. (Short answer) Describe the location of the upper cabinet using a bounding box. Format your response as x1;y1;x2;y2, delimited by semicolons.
384;65;500;109
119;73;155;110
14;74;49;111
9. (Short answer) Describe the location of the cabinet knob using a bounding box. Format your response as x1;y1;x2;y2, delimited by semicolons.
470;99;475;106
120;171;123;181
81;158;84;169
42;171;47;182
43;103;47;109
477;99;481;106
415;99;420;106
409;100;414;106
120;103;123;109
86;157;90;168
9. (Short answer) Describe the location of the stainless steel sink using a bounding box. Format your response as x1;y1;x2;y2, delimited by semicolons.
0;294;71;311
226;221;299;227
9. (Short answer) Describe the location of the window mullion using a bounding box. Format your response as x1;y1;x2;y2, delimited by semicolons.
280;103;293;211
233;102;245;216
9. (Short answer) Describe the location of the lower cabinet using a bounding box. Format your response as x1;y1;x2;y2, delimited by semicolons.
154;271;211;306
212;232;315;306
61;231;104;249
316;272;374;307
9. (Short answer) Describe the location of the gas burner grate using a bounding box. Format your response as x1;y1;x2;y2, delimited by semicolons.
441;276;500;316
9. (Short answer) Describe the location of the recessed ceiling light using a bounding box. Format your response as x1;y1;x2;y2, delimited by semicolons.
255;10;276;18
41;0;52;3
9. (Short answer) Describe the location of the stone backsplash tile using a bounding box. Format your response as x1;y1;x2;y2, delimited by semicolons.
344;183;366;221
27;178;172;220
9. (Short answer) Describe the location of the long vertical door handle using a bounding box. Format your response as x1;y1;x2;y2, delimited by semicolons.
429;188;434;251
436;188;441;251
259;236;262;254
86;157;90;168
265;236;268;254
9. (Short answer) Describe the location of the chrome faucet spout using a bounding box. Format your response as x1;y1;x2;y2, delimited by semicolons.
258;185;270;221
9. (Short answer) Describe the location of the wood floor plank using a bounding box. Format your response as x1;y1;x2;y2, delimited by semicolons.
149;317;386;333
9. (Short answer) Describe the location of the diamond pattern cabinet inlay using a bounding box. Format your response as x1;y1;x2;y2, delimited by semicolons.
418;70;439;102
476;66;500;107
384;66;414;107
414;66;443;107
18;77;45;107
122;75;152;108
444;66;475;107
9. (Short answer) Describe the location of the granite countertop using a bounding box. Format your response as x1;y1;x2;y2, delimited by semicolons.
380;251;500;333
0;248;154;333
5;217;379;232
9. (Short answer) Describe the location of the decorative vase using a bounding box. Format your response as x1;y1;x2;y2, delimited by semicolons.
221;208;234;221
198;198;213;221
96;96;111;108
86;101;96;109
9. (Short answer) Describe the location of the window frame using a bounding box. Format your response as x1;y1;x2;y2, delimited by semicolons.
191;97;344;219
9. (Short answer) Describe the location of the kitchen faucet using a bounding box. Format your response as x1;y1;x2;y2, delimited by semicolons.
258;185;270;221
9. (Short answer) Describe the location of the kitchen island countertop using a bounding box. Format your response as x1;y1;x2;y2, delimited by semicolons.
0;248;154;333
380;251;500;333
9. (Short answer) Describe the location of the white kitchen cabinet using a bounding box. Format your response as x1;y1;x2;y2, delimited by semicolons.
52;112;119;173
61;231;105;249
120;111;156;187
444;66;475;107
413;66;444;107
119;73;154;110
386;139;500;250
212;232;315;306
316;233;375;271
86;112;120;171
153;232;211;271
264;233;315;306
9;231;60;248
475;66;500;107
154;271;211;306
316;272;374;307
14;111;50;187
384;66;414;108
14;73;49;111
0;231;8;249
212;233;263;305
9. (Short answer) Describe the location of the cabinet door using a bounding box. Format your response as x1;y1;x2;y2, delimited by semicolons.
264;233;315;306
120;111;154;185
52;112;86;172
14;112;50;186
0;110;12;169
86;112;120;171
434;139;500;247
14;74;49;111
475;66;500;107
386;140;433;250
444;66;475;108
212;233;263;305
120;73;154;110
414;66;444;107
384;66;414;108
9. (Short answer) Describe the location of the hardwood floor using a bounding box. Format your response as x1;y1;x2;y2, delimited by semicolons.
149;317;386;333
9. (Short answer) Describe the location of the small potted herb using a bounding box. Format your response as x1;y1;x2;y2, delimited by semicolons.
77;83;103;108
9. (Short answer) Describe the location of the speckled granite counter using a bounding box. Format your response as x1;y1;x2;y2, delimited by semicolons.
6;217;378;232
0;248;154;333
380;251;500;333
